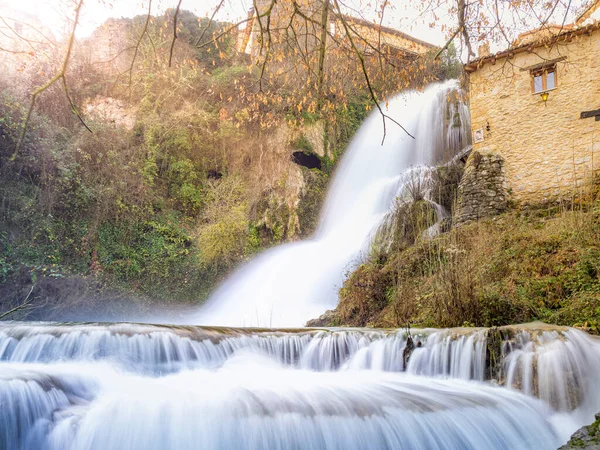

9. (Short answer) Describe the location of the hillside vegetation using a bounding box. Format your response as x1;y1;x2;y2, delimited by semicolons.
0;10;375;319
314;191;600;333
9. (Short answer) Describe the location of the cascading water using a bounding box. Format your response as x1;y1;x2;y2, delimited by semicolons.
1;321;600;449
193;80;470;328
3;82;599;450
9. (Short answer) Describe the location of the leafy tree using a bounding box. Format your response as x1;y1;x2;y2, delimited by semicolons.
0;0;584;154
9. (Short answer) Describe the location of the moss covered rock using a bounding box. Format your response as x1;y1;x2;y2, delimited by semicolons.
559;414;600;449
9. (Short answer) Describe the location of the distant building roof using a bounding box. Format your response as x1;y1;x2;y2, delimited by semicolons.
238;8;435;57
337;15;436;51
513;23;575;46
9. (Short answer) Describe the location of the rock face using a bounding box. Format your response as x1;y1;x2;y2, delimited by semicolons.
454;151;509;225
249;120;328;239
306;310;337;327
84;97;137;130
559;413;600;449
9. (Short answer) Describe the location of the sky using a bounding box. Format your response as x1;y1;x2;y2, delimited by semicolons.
0;0;590;53
0;0;449;45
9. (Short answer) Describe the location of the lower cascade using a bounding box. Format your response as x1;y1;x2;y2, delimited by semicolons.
1;322;600;449
2;82;598;450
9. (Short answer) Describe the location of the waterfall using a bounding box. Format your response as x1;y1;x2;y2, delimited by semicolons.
3;82;597;449
194;80;470;328
1;321;600;449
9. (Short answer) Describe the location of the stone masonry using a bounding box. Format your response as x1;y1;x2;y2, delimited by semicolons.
466;24;600;204
454;151;509;225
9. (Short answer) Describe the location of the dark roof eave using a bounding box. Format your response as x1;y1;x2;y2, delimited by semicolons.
464;22;600;73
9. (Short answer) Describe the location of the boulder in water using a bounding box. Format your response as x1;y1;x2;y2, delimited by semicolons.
306;309;337;327
559;413;600;449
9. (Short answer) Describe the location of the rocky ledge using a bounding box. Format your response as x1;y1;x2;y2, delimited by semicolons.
559;413;600;449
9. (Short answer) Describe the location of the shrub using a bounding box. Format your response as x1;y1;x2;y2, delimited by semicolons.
196;176;250;269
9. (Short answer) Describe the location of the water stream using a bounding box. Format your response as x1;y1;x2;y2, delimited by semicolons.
1;322;599;449
2;82;597;449
193;80;469;328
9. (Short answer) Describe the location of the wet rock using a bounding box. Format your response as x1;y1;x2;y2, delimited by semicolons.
306;310;337;327
402;335;415;368
559;413;600;449
485;327;505;382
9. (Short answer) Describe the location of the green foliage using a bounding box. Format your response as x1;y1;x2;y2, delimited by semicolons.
98;218;193;282
336;258;393;327
0;93;22;154
323;96;370;173
0;5;379;312
196;176;250;269
291;134;314;152
394;200;437;247
245;225;263;256
427;43;463;81
169;158;203;212
178;11;235;68
130;9;235;71
0;232;15;283
300;110;320;125
432;160;464;213
331;205;600;330
252;190;293;244
211;65;250;88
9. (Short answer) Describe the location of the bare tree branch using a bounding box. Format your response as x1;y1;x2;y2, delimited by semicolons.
316;0;330;111
128;0;152;86
458;0;475;60
61;74;92;133
253;0;277;93
0;284;35;320
0;45;32;54
333;0;414;144
11;0;86;161
168;0;184;68
194;0;225;47
197;16;255;49
435;26;462;60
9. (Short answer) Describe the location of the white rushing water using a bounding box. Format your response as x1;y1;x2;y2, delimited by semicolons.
193;80;469;328
1;322;600;449
3;82;598;449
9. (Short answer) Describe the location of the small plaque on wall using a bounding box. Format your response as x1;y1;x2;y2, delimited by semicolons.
473;129;484;143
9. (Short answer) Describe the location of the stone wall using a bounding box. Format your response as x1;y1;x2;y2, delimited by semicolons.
454;151;508;225
467;26;600;204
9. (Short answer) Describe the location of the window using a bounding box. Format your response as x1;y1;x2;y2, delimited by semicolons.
531;65;557;93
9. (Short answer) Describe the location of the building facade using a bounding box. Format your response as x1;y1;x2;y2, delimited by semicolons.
465;19;600;203
237;1;433;60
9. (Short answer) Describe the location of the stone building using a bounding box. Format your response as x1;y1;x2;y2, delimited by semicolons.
237;1;433;59
334;15;435;59
464;10;600;205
